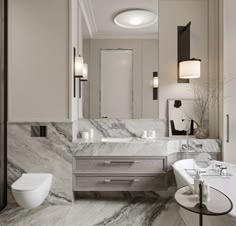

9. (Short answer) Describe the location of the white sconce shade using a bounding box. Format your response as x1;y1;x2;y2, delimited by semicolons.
81;63;88;81
179;58;201;79
75;56;84;76
153;76;159;88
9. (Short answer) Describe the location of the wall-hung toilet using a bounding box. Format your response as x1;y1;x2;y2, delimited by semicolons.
11;173;52;209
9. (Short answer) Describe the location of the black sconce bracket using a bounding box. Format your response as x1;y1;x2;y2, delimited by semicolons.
177;21;191;83
181;21;191;33
73;47;84;98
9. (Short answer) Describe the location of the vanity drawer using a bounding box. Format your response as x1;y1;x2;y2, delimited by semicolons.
73;175;166;191
73;158;166;175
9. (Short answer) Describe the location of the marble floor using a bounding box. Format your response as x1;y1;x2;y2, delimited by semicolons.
0;197;186;226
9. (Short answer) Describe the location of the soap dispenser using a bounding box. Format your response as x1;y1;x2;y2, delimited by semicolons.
194;170;202;194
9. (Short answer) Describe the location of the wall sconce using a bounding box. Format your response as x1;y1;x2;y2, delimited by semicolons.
78;63;88;98
177;21;201;83
153;72;158;100
74;47;84;97
153;76;159;88
179;58;201;79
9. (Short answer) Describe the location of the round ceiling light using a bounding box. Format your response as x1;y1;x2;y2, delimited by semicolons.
114;9;157;29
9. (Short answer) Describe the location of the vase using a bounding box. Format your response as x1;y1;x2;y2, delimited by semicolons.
195;125;208;139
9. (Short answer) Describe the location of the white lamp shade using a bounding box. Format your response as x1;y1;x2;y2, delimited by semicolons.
153;77;159;88
75;56;84;76
179;59;201;79
82;63;88;81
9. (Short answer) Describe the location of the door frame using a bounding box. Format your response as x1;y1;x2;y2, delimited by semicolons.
0;0;8;211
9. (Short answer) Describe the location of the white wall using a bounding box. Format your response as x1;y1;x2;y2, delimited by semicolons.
8;0;70;122
159;0;209;119
83;39;158;119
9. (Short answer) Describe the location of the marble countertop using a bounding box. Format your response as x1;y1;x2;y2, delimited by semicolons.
75;136;171;144
72;138;221;157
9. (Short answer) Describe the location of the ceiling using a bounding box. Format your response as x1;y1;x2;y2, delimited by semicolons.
80;0;158;39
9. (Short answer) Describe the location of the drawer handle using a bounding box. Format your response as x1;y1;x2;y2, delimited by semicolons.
104;178;140;183
104;160;140;164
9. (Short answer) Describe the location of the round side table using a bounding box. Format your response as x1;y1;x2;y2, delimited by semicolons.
175;186;233;226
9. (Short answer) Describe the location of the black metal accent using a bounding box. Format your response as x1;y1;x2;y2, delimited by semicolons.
31;126;47;137
0;0;8;211
40;126;47;137
153;72;158;100
178;22;191;83
179;58;201;63
73;47;81;98
199;183;203;226
226;114;229;143
199;183;203;208
181;21;191;33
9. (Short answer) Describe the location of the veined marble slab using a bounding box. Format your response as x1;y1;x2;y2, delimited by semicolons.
7;119;221;207
73;138;221;157
167;139;222;155
75;119;168;140
8;122;74;205
0;189;186;226
73;119;220;156
73;140;168;156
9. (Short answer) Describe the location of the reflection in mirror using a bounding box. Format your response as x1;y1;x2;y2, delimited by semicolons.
101;49;133;118
195;153;212;169
80;0;159;119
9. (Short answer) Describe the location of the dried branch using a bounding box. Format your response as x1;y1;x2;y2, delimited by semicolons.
191;81;223;126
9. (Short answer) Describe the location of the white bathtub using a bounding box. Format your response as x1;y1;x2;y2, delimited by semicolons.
173;159;236;226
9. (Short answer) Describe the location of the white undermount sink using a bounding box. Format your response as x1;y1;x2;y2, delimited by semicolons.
101;137;133;143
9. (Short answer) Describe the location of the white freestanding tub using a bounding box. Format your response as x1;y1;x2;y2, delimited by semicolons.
173;159;236;226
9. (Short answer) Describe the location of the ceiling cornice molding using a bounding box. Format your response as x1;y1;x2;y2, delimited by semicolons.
79;0;97;38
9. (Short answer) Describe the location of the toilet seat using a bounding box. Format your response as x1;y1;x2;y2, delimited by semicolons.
12;173;52;191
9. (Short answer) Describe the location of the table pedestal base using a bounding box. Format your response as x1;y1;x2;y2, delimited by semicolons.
195;203;207;226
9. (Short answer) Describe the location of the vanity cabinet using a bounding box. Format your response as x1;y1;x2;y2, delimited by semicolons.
72;156;169;191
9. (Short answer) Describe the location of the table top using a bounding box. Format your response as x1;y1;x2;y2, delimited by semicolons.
175;186;233;216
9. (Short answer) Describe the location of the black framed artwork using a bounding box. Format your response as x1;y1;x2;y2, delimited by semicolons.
168;99;199;137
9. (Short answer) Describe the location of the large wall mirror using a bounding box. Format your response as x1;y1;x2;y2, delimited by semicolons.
80;0;159;119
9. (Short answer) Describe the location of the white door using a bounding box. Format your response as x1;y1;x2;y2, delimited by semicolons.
223;0;236;164
100;50;133;118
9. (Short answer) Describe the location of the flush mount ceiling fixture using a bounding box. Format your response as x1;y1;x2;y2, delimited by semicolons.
114;9;157;29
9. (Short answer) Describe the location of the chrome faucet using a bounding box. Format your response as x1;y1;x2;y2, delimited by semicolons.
182;129;192;151
181;125;203;152
182;143;203;152
182;132;203;152
215;164;228;175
